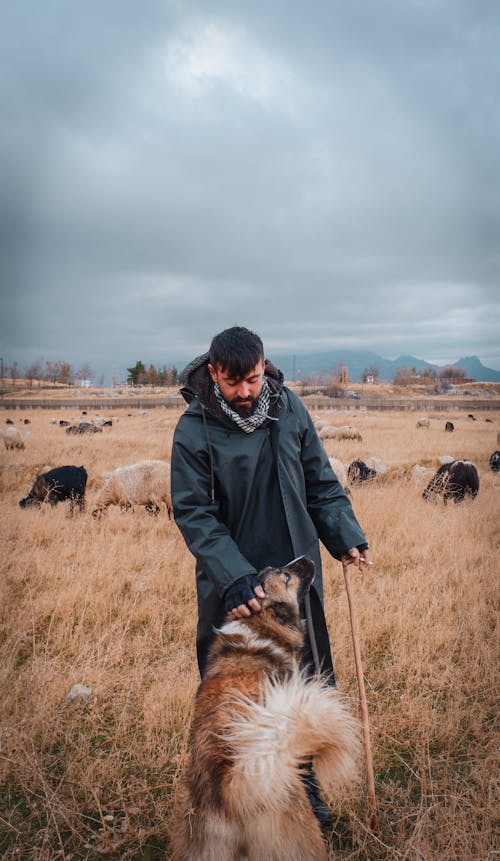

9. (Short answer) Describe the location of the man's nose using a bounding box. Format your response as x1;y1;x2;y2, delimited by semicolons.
236;382;251;398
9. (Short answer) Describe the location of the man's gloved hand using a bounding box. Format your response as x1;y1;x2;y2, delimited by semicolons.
224;574;265;617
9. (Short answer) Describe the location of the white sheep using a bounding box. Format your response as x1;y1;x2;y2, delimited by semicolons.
416;418;431;428
2;427;25;450
328;456;348;489
365;456;389;475
319;425;362;442
92;460;172;518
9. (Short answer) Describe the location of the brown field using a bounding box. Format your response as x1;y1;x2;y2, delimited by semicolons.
1;406;498;860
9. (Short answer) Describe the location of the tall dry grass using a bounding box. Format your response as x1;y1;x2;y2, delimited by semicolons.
1;406;498;859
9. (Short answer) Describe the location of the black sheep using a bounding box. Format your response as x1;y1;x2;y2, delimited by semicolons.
19;466;88;512
423;460;479;503
348;459;377;484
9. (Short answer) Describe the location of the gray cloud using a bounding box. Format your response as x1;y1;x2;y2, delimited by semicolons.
1;0;499;381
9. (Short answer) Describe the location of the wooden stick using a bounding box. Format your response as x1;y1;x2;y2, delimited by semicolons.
343;562;379;834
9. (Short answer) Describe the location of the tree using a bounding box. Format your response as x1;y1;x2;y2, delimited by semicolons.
25;360;42;389
437;365;468;381
393;367;415;386
45;360;73;386
9;361;19;386
127;361;146;386
75;362;93;384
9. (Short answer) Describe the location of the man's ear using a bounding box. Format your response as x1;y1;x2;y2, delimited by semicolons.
208;363;218;383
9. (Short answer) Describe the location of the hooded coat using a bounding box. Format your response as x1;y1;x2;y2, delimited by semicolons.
171;354;368;678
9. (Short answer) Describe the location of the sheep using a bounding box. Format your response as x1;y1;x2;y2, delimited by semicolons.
365;456;389;475
319;425;362;442
19;466;87;512
2;427;25;450
66;422;103;435
348;459;377;484
92;460;172;518
445;421;454;432
416;418;431;428
423;460;479;503
489;451;500;472
328;456;348;489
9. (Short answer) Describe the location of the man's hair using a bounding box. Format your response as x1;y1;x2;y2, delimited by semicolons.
209;326;264;379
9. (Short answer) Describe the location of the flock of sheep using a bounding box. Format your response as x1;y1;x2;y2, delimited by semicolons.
2;414;172;518
3;408;499;514
314;416;500;503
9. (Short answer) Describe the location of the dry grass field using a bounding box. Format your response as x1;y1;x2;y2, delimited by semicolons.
1;405;498;860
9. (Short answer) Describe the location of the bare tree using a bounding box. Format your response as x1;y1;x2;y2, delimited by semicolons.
9;361;19;386
45;360;73;386
437;365;468;381
25;360;42;389
76;362;93;384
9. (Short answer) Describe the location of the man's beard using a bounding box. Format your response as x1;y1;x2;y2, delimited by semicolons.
229;396;258;418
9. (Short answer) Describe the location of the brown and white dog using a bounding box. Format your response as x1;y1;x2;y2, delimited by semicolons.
171;556;361;861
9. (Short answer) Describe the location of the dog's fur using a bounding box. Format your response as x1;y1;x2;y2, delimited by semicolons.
171;556;361;861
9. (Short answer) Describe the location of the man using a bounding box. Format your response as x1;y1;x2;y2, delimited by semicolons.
171;325;371;823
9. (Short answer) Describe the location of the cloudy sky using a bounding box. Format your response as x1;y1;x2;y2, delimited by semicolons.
1;0;499;383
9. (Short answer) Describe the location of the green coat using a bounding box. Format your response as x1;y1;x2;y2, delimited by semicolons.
171;354;368;677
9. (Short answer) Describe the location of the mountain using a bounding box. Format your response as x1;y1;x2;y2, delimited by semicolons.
271;350;500;383
451;356;500;383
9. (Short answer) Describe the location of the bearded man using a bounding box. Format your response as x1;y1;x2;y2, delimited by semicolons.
170;325;372;826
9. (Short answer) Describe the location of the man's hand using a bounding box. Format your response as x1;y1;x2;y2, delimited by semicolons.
224;574;266;619
341;547;373;569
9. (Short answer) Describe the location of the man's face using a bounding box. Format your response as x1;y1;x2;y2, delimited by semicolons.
208;360;265;417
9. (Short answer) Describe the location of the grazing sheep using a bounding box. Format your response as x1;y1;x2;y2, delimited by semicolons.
416;419;430;428
3;427;25;450
468;413;476;421
348;459;377;484
19;465;88;511
365;456;389;475
6;418;14;425
66;422;103;435
92;460;172;518
328;456;348;489
445;421;454;432
423;460;479;503
489;451;500;472
319;425;362;442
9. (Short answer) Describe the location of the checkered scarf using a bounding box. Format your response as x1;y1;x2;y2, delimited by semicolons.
214;377;276;433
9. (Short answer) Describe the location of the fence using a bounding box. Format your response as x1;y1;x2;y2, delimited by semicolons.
0;396;498;412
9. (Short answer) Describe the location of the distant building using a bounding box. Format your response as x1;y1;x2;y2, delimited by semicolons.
78;379;92;388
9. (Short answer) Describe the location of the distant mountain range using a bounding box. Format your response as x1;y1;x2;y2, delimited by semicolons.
270;351;500;383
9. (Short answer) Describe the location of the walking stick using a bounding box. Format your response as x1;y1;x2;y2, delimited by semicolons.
342;561;379;834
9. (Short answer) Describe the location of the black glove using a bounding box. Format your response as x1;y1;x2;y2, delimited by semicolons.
224;574;260;613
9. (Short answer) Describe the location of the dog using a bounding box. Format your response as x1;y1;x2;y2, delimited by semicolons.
171;556;361;861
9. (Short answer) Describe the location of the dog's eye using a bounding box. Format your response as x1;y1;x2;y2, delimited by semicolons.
283;573;291;585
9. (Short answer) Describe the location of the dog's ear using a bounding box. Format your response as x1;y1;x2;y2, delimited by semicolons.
284;556;315;588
